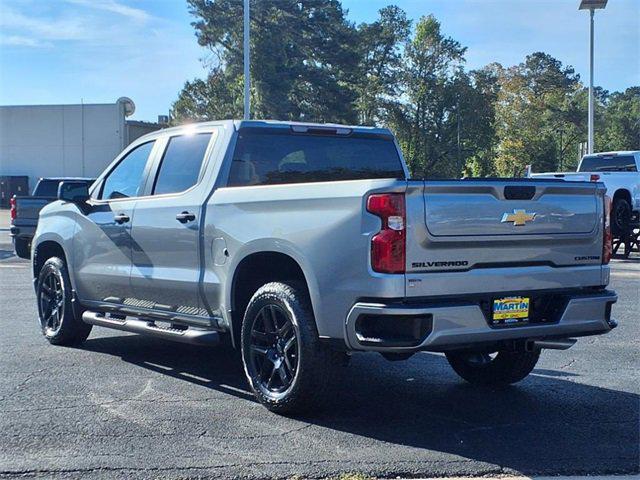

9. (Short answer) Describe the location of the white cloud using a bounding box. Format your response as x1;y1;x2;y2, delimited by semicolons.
0;5;89;41
0;35;52;48
64;0;151;23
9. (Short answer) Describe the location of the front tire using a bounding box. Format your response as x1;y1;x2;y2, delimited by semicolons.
446;348;540;386
36;257;92;346
240;281;339;414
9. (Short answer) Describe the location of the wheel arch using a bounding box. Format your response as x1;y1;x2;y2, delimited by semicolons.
227;248;318;349
32;239;70;286
612;188;632;205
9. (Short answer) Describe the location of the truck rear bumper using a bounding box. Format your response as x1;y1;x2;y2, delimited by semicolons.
344;290;617;352
9;223;36;239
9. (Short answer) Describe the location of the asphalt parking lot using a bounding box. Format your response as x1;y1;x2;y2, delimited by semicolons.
0;211;638;479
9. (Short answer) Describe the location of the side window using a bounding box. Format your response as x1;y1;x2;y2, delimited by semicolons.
100;142;154;200
152;133;212;195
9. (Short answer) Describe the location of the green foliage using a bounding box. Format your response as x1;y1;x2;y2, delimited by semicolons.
492;52;585;176
598;87;640;152
355;5;411;125
388;15;466;177
173;0;359;124
173;1;638;177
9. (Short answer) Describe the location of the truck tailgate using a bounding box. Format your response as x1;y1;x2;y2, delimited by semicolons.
14;197;55;222
404;179;606;297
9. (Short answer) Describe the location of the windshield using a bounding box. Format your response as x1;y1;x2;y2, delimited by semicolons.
578;155;637;172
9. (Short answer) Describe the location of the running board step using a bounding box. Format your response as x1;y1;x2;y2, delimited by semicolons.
82;311;220;346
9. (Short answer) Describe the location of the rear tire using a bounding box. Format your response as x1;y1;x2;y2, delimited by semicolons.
612;198;632;237
240;281;340;414
14;238;30;259
446;348;540;386
36;257;92;346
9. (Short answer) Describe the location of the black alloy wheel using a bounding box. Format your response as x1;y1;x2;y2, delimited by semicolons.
38;268;65;337
36;257;92;346
248;304;299;395
240;281;341;414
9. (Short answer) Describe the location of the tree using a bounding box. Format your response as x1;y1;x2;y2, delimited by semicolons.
171;1;638;178
493;52;585;176
354;6;410;125
598;87;640;151
460;65;500;177
386;15;467;178
172;68;244;122
173;0;360;123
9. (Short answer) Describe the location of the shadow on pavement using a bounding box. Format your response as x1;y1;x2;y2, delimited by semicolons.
0;249;15;260
81;334;640;476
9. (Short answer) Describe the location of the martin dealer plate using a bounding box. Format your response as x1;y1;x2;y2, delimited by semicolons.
492;296;530;326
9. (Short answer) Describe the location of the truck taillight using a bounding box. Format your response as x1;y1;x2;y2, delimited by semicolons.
603;195;612;264
9;197;16;221
590;174;600;182
367;193;405;273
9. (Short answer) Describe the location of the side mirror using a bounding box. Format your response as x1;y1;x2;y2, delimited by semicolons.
58;181;90;204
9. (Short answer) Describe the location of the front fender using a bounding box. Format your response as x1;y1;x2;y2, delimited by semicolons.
32;202;79;289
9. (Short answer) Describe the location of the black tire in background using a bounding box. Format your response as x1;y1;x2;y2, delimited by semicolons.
612;198;632;237
14;238;30;259
445;348;541;386
36;257;92;346
240;281;340;414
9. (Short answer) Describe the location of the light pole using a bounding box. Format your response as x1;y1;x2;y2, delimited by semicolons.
579;0;607;154
243;0;250;120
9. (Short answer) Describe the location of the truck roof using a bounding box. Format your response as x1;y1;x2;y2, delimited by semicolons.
584;151;640;156
137;119;394;141
38;177;95;182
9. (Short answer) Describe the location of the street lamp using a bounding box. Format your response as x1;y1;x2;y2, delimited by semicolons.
243;0;250;120
579;0;607;154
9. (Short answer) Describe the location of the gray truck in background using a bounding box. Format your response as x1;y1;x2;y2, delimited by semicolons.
31;120;617;414
10;177;94;258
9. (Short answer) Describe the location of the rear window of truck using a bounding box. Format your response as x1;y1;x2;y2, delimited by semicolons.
578;155;637;172
33;180;61;197
227;130;405;186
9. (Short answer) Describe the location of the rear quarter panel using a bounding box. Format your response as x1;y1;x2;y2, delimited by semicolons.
600;172;640;211
203;179;407;339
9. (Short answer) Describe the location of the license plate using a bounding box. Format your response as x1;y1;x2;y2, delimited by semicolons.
492;296;530;326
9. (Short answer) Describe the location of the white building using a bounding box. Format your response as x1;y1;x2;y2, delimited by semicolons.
0;98;162;190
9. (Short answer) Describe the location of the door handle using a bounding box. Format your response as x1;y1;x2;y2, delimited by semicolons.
176;211;196;223
114;213;130;224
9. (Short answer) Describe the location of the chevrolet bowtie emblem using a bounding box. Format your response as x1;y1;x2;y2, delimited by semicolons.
501;209;536;226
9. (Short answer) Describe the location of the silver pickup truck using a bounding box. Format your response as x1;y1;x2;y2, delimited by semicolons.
32;120;617;413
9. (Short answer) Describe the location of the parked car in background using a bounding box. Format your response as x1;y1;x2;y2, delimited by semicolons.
529;151;640;235
30;120;617;414
10;177;95;258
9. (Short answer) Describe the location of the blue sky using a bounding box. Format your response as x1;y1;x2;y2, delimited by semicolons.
1;0;638;121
